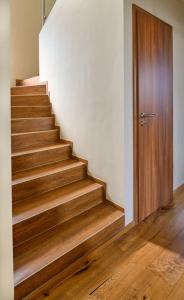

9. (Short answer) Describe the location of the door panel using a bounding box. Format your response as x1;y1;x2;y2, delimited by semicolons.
133;6;173;222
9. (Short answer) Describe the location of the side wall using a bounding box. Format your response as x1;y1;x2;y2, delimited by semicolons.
0;1;14;299
40;0;184;224
11;0;42;85
124;0;184;223
40;0;124;210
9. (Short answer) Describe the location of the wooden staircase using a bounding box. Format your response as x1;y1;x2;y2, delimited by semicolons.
11;79;125;299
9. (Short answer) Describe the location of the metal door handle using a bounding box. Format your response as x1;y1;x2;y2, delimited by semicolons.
140;113;156;118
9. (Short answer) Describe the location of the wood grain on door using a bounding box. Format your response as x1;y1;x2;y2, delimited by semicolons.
133;5;173;222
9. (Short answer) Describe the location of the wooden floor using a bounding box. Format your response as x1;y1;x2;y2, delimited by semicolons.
27;185;184;300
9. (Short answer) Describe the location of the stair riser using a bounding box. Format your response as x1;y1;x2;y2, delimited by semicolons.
11;95;50;106
12;165;87;202
12;145;72;173
12;130;59;152
13;187;104;246
11;85;47;95
11;106;52;118
14;216;124;300
11;117;55;134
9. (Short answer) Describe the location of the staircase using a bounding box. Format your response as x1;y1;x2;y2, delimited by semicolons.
11;78;125;299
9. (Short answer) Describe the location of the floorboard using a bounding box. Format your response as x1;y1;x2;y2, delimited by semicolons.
26;187;184;300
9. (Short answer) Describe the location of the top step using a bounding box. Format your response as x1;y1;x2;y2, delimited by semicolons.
16;76;40;87
11;85;47;96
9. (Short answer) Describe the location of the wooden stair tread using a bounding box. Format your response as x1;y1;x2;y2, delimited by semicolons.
14;203;124;286
12;128;57;137
12;159;85;184
12;94;47;96
11;84;45;89
11;105;51;108
13;179;102;224
11;93;48;98
16;76;40;86
12;142;70;157
11;94;47;97
11;116;54;121
11;94;46;97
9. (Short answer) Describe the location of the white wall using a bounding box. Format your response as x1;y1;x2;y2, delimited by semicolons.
124;0;184;223
0;1;14;299
40;0;124;209
11;0;42;85
40;0;184;225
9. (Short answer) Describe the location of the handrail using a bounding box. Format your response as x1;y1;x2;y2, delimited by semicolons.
42;0;56;25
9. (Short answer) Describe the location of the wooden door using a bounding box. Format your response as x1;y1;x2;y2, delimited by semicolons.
133;5;173;222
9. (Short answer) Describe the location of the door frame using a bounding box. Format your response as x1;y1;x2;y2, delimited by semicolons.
132;4;173;223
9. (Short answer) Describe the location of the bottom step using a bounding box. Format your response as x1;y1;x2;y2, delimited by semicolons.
14;203;124;299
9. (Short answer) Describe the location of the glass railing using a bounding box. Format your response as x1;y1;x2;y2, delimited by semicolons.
43;0;56;24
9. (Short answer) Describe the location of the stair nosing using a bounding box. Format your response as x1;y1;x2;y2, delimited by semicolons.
11;84;46;89
11;116;54;121
11;94;49;97
11;94;49;98
11;104;52;108
12;143;70;157
11;128;58;137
